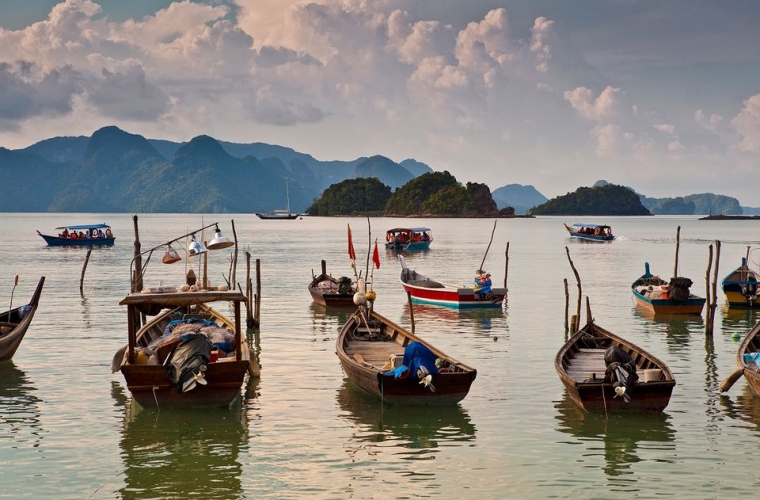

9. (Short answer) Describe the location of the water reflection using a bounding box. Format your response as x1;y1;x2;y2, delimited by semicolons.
337;381;476;460
554;393;675;486
114;378;258;499
632;308;704;352
400;303;506;337
0;362;44;450
721;307;760;339
720;385;760;436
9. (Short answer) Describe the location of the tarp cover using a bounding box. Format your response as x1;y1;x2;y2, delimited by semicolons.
166;333;213;392
401;341;439;382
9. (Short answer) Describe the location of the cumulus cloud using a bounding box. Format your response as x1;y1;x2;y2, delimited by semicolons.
530;17;554;72
564;86;625;122
86;66;170;120
731;93;760;152
653;123;675;135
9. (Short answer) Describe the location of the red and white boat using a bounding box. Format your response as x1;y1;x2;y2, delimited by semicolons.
398;256;506;309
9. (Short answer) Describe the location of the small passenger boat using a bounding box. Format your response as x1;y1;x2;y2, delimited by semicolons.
0;277;45;361
336;303;477;405
308;260;356;307
564;223;614;242
385;227;432;251
113;222;257;408
722;256;760;308
631;262;705;315
399;256;505;309
37;223;115;246
555;300;675;413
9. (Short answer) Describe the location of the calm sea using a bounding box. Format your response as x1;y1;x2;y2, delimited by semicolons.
1;213;758;499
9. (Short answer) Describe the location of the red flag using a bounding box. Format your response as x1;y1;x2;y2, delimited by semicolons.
372;239;380;269
347;224;356;261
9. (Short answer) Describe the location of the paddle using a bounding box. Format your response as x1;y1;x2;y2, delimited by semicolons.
719;367;744;392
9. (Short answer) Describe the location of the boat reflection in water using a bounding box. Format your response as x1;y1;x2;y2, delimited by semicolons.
721;306;760;339
720;384;760;437
337;381;476;459
554;393;675;485
115;377;258;499
401;303;506;337
632;308;704;352
0;362;44;450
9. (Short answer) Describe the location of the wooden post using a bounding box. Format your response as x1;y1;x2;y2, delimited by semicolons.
673;225;681;277
132;215;142;293
705;244;713;330
406;291;415;334
707;240;721;336
80;249;92;295
245;251;253;327
203;242;209;289
503;242;509;289
565;247;582;324
255;258;261;328
564;278;569;334
321;259;327;276
231;219;238;289
570;315;578;334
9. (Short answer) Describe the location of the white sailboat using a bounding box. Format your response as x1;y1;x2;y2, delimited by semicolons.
256;180;301;220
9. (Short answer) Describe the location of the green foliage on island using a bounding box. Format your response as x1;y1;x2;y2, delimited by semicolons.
529;183;651;216
643;193;742;215
384;171;500;216
306;177;392;216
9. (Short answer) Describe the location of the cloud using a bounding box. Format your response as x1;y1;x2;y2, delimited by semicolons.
653;123;675;135
86;66;170;120
731;93;760;152
564;86;625;122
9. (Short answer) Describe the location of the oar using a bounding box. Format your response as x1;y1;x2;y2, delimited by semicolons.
719;367;744;392
111;344;127;373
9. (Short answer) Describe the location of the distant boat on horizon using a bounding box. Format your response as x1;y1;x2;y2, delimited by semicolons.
256;181;301;220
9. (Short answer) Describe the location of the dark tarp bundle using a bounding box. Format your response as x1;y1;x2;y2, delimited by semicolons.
165;333;213;393
668;277;693;301
338;277;353;294
604;345;638;403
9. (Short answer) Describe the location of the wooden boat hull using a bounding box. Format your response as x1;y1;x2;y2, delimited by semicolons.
632;290;706;315
564;223;614;242
735;321;760;398
38;233;115;246
0;277;45;361
117;293;251;408
400;268;505;309
722;262;760;308
555;319;675;413
385;241;431;251
336;308;476;405
308;274;356;307
255;213;300;220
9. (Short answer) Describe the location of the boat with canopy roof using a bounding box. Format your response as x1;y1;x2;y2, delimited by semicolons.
37;223;115;246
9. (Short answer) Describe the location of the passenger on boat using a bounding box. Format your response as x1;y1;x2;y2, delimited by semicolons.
97;229;105;238
422;232;430;241
70;232;78;239
106;228;113;238
60;228;69;238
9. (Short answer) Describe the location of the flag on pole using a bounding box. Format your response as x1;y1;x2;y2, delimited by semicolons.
347;224;356;260
372;239;380;269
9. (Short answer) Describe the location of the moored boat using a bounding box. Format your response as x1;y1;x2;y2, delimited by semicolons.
308;260;356;307
722;255;760;308
555;300;675;413
256;180;300;220
37;223;115;246
113;222;257;409
385;227;432;251
631;263;705;315
399;256;505;309
564;223;614;242
731;321;760;398
0;277;45;361
336;305;477;405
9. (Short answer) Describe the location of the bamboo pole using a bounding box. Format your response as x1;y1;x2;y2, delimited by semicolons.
705;244;713;329
673;225;681;277
80;249;92;295
478;220;498;273
132;215;142;293
707;240;721;335
565;247;582;324
231;219;238;289
503;242;509;289
245;251;253;327
564;278;569;335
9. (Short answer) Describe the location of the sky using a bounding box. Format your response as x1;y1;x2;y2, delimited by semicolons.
0;0;758;204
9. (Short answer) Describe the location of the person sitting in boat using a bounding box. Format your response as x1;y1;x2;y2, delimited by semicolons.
422;232;430;241
60;228;69;238
105;228;113;238
70;231;77;239
97;229;105;238
473;272;492;295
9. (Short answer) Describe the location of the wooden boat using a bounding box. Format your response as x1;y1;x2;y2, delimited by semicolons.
631;262;705;315
731;320;760;398
0;277;45;361
308;261;356;307
116;290;255;408
37;223;115;246
722;256;760;308
555;301;675;413
385;227;432;251
564;223;614;242
399;256;505;309
336;306;477;405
